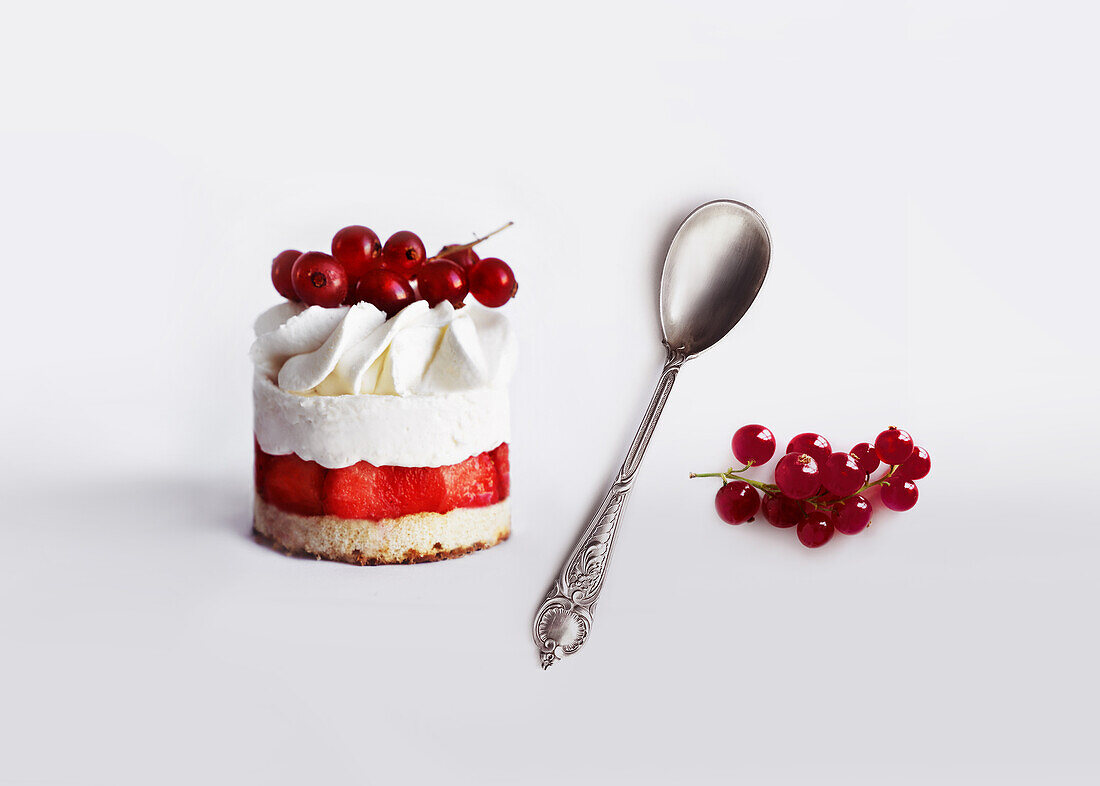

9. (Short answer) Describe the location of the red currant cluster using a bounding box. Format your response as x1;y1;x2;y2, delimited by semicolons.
691;425;930;549
270;223;518;317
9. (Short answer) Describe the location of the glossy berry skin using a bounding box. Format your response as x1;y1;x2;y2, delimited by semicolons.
271;249;302;300
382;231;427;278
331;225;382;280
895;446;931;481
821;452;865;497
834;495;872;535
417;260;468;307
797;511;835;548
714;481;761;525
786;433;832;465
774;452;820;500
438;244;480;272
355;269;415;318
881;478;919;511
850;442;881;474
875;427;914;465
761;494;805;529
291;252;348;307
468;257;518;307
732;424;776;466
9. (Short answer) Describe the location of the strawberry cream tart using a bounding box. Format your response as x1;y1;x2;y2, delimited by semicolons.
251;223;518;565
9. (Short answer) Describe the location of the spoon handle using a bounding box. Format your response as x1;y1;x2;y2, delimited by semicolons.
533;345;688;668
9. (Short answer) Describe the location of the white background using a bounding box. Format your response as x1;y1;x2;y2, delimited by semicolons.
2;1;1098;783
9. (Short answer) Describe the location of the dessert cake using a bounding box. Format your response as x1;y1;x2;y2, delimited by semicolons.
251;223;517;564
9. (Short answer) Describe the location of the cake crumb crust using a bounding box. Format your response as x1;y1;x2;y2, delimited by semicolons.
253;495;510;565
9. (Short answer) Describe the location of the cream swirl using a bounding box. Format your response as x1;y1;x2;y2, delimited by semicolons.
250;300;516;397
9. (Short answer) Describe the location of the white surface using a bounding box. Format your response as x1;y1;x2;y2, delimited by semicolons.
2;1;1098;784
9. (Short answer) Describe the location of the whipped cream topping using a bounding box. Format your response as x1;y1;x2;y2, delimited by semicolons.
251;300;516;397
251;300;515;468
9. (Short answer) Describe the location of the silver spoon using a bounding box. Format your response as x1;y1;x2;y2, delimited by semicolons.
532;199;772;668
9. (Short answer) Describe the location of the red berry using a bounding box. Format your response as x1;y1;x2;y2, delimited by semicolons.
761;494;805;529
258;451;327;516
417;260;468;307
821;452;865;497
850;442;881;474
732;424;776;466
331;225;382;280
382;231;427;277
895;446;931;481
796;511;835;548
714;481;761;525
786;433;831;465
291;252;349;307
834;495;872;535
438;244;480;272
490;443;510;499
774;452;820;500
271;250;301;300
875;427;914;465
881;478;919;511
468;257;518;307
355;269;415;318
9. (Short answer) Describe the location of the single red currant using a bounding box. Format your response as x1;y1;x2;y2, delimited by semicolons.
468;258;518;307
761;494;805;529
797;511;835;548
894;446;931;481
850;442;881;474
821;452;865;497
714;481;761;525
786;433;832;465
417;260;469;307
355;269;415;318
732;424;776;466
271;249;302;300
382;231;427;278
881;478;919;511
291;252;348;307
331;225;382;280
774;452;821;500
834;495;872;535
437;244;480;272
875;427;914;465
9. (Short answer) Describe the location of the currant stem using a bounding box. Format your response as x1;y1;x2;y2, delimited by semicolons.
429;221;514;262
691;462;902;513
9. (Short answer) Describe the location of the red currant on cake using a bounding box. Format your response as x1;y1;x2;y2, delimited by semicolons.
291;252;349;307
731;424;776;466
417;260;469;307
714;481;760;525
874;427;914;465
382;231;427;278
355;269;415;318
271;250;302;300
437;244;480;272
468;258;518;307
332;225;383;280
785;433;831;465
774;452;820;499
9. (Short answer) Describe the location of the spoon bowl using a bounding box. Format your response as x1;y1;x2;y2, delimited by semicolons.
659;200;771;357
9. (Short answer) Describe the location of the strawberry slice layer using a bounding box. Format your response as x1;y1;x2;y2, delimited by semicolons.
256;441;511;520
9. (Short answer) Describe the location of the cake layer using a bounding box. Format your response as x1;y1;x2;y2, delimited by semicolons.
253;373;509;468
256;442;508;519
254;495;510;565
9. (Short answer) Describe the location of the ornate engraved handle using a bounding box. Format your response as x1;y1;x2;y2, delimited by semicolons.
533;345;688;668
